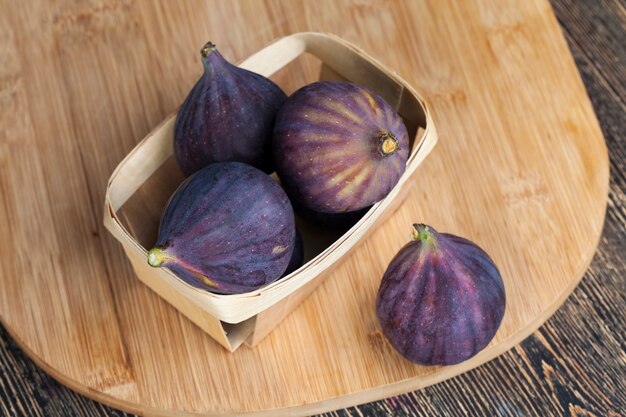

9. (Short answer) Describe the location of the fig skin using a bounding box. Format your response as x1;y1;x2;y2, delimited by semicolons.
281;229;304;277
294;200;371;230
273;81;409;213
174;42;286;176
147;162;295;295
376;224;506;366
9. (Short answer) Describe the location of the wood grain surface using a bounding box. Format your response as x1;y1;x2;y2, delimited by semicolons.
0;0;623;416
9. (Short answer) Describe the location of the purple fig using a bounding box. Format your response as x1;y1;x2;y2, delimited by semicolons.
174;42;286;176
273;81;409;213
294;200;371;230
376;224;506;365
281;229;304;277
147;162;295;295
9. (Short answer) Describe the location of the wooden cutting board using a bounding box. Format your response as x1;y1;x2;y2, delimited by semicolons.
0;1;608;416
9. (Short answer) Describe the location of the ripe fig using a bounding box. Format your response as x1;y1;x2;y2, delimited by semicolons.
273;81;409;213
294;200;371;230
174;42;286;176
376;224;506;365
147;162;295;294
281;229;304;277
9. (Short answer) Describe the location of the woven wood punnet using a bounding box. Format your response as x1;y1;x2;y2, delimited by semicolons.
103;32;437;351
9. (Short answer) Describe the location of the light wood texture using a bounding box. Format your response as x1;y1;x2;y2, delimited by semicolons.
0;0;608;416
104;32;437;351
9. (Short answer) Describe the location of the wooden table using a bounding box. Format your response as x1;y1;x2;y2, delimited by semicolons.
0;0;624;415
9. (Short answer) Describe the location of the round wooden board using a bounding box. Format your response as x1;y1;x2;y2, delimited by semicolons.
0;1;608;416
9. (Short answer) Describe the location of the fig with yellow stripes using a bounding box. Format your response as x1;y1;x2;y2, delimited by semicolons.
272;81;409;214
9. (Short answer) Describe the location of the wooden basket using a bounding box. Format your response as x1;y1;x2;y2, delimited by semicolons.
103;32;437;352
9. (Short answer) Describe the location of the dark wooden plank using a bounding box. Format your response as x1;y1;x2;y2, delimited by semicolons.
0;326;130;417
551;0;626;101
0;0;624;416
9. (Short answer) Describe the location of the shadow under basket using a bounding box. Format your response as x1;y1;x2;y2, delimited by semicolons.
103;32;438;352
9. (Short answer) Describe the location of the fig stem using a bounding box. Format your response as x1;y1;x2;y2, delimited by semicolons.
380;132;399;156
147;247;175;267
147;247;220;289
201;41;217;57
411;223;436;246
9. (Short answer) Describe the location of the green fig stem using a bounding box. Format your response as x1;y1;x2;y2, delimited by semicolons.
411;223;436;247
146;246;220;289
147;247;175;267
380;132;399;156
201;41;217;57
